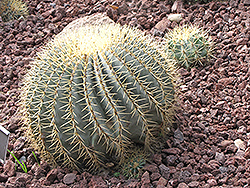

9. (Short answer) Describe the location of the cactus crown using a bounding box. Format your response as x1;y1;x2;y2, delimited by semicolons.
0;0;28;22
164;25;213;70
21;23;176;171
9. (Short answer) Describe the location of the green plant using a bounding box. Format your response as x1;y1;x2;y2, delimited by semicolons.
21;23;176;171
113;172;120;177
7;149;28;173
0;0;28;22
32;151;40;167
164;24;213;70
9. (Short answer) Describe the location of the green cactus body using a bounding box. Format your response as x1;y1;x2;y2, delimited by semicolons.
21;24;175;171
0;0;28;22
122;150;147;179
165;25;213;69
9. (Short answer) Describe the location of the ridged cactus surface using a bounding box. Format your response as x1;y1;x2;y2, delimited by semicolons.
165;25;213;69
0;0;28;22
21;23;176;171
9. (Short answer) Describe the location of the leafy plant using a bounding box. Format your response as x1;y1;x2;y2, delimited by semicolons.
7;149;40;173
164;24;213;70
0;0;29;22
7;149;27;173
20;23;176;171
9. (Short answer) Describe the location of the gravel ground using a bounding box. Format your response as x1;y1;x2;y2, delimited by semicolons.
0;0;250;187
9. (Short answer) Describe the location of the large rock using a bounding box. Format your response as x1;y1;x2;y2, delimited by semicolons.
88;176;108;188
60;13;114;34
63;173;76;185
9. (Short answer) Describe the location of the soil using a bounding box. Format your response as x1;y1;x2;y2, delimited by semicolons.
0;0;250;187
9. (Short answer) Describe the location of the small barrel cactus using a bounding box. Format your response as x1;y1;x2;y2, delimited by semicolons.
122;150;147;179
21;23;176;171
164;25;213;70
0;0;28;22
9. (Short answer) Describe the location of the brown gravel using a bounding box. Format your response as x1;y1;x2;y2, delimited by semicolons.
0;0;250;187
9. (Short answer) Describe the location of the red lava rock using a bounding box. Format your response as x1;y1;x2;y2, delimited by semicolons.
51;182;68;188
117;2;129;15
31;163;46;179
215;152;225;164
140;171;152;188
123;179;139;188
225;157;236;166
88;176;108;188
208;160;220;170
40;177;51;186
71;179;88;187
143;164;159;173
156;177;167;188
162;148;181;155
150;173;161;181
177;182;189;188
153;154;162;165
0;1;250;188
200;163;213;173
154;17;171;33
171;0;183;13
207;178;217;186
57;172;64;182
159;164;170;180
225;144;238;153
219;140;234;150
188;181;199;188
46;168;58;183
13;137;26;150
42;9;55;19
3;160;16;177
243;0;250;5
0;173;8;182
5;177;17;187
0;94;6;101
244;148;250;159
16;172;33;184
218;77;235;86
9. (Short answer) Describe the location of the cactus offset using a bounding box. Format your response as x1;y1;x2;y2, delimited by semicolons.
0;0;28;22
122;149;147;179
21;23;176;171
164;25;213;70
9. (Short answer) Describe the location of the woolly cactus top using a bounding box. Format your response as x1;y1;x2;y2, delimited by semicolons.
50;24;149;59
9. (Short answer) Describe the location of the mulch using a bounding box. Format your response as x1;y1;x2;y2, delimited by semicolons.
0;0;250;187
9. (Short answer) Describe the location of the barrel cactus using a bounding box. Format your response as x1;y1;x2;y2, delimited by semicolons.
21;23;176;171
0;0;28;22
164;25;213;70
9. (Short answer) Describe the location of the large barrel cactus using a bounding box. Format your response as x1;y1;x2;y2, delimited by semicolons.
21;23;176;171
